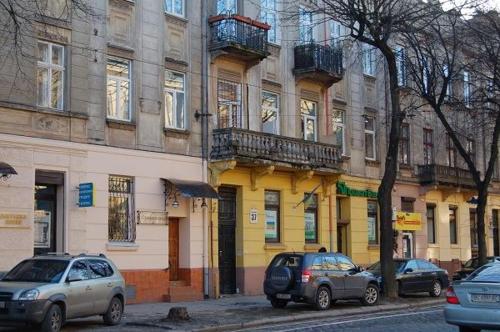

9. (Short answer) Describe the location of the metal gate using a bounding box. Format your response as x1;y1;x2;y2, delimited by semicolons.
218;187;237;294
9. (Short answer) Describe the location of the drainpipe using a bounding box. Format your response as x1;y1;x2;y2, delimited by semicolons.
201;0;210;298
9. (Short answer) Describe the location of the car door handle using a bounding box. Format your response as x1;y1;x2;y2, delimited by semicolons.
107;282;113;288
86;286;92;291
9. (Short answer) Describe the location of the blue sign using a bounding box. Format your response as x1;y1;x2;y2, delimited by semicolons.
79;183;94;207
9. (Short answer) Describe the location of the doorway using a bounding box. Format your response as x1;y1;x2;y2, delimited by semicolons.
218;186;236;294
169;218;180;281
337;224;348;254
402;232;414;259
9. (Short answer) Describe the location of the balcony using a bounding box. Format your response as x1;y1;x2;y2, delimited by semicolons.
417;164;475;189
208;15;270;64
293;43;344;88
211;128;342;172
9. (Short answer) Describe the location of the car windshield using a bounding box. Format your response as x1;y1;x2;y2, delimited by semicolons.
466;264;500;283
2;259;69;283
367;261;406;272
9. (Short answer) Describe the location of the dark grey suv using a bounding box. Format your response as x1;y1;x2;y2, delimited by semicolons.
264;252;380;310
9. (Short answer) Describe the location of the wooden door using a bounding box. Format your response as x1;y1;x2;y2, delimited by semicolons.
169;218;179;281
218;187;237;294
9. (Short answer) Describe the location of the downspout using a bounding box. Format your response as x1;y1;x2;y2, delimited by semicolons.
201;0;210;298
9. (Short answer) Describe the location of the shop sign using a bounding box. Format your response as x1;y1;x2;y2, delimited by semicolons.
304;212;316;241
395;212;422;231
250;208;258;224
336;181;377;198
137;211;169;225
0;212;28;228
265;210;277;239
78;182;94;207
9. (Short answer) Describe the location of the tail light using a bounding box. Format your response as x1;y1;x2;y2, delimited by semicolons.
301;269;312;283
446;286;460;304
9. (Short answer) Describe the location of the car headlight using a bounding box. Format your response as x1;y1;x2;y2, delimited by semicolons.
18;289;39;301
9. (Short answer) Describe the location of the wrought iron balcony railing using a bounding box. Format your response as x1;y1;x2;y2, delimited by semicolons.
293;43;344;87
211;128;342;170
417;164;475;188
208;15;270;62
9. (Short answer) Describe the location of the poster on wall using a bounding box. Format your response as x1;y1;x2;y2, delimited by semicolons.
368;216;377;243
304;212;316;241
34;210;51;248
265;210;277;239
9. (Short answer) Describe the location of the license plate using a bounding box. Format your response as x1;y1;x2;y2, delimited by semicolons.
0;301;5;309
276;293;291;300
471;294;500;303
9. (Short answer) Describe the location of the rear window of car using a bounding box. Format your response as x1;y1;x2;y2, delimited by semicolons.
467;264;500;282
87;259;114;278
270;255;302;269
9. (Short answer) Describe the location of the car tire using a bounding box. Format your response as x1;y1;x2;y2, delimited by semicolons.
459;326;481;332
361;284;379;306
103;296;123;326
429;280;442;297
270;298;288;309
40;304;62;332
315;286;331;310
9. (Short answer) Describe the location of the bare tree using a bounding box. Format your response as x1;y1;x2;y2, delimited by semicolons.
402;6;499;266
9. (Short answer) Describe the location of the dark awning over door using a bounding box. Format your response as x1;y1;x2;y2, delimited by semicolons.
163;179;219;199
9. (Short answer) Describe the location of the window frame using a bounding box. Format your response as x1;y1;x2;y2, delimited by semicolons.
470;208;478;248
333;110;346;156
300;99;318;142
423;128;434;165
399;123;410;165
427;204;436;244
164;0;185;17
364;116;376;160
261;91;280;135
330;20;343;48
367;200;378;245
304;193;319;244
363;44;376;77
217;79;242;129
464;71;471;107
108;175;136;243
449;206;458;245
467;138;475;164
299;6;314;44
37;40;65;110
217;0;237;15
265;190;281;243
260;0;279;44
106;57;132;122
446;134;457;168
164;70;186;130
395;45;406;86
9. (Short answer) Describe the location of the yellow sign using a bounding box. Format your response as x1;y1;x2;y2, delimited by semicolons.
395;212;422;231
0;212;28;228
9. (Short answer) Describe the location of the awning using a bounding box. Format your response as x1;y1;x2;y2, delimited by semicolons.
163;179;219;199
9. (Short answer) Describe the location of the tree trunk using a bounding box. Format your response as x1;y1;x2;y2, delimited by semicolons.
476;185;488;266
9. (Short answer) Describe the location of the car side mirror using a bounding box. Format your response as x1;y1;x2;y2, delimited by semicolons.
404;268;413;274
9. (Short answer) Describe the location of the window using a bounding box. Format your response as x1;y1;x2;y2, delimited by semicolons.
446;134;456;168
405;260;419;271
333;110;346;155
364;116;376;160
423;129;434;165
464;71;471;107
217;79;242;128
324;256;339;270
37;41;65;110
395;46;406;86
330;20;343;48
427;205;436;244
108;176;135;242
363;44;376;76
304;193;318;243
470;208;478;248
401;198;414;213
165;0;184;17
367;200;378;244
301;99;317;141
336;255;355;271
299;6;314;44
107;57;131;121
443;65;452;99
261;0;278;44
422;57;429;93
217;0;236;14
467;138;475;163
265;190;280;243
68;261;90;281
165;70;186;129
87;260;114;279
399;123;410;165
262;91;279;134
449;206;458;245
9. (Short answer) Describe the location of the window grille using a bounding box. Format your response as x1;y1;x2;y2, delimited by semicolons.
108;176;135;242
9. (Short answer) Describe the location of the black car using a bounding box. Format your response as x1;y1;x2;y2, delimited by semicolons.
264;252;380;310
367;259;449;297
452;256;500;281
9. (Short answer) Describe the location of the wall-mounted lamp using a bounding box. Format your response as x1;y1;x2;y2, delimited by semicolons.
192;198;209;212
172;194;180;208
0;162;17;181
194;110;213;122
201;198;208;209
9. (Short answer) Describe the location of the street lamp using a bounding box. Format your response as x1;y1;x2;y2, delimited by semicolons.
0;162;17;181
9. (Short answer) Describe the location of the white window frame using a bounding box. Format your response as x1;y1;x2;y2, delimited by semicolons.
165;0;184;17
217;0;237;14
365;116;376;160
422;57;429;93
330;20;343;48
260;0;279;44
301;99;318;142
37;41;65;110
464;71;471;107
217;79;242;129
363;44;376;76
333;110;346;155
395;45;406;86
107;57;132;122
299;6;314;44
261;91;280;135
164;70;186;130
443;65;452;99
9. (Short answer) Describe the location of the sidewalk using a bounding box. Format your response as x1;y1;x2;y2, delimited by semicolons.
121;294;445;331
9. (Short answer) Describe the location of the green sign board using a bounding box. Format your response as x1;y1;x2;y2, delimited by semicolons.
336;181;378;198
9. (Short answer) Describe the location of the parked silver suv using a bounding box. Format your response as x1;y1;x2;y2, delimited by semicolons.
0;254;126;332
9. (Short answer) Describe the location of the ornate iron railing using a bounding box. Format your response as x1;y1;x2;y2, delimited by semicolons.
294;43;343;77
417;164;475;188
211;128;342;169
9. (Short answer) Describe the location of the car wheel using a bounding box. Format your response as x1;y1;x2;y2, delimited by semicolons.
270;298;288;308
361;284;379;306
103;296;123;326
315;286;331;310
459;326;481;332
430;280;442;297
40;304;62;332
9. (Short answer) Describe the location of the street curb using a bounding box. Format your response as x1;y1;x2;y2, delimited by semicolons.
192;299;444;332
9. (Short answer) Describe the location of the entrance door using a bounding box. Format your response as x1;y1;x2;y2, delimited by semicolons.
402;232;414;259
34;184;58;255
218;187;237;294
493;210;499;256
169;218;180;281
337;224;348;254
